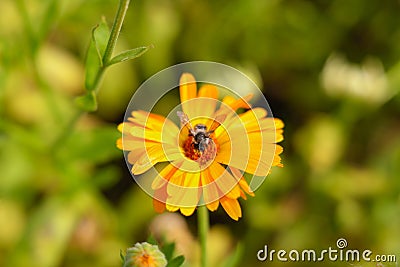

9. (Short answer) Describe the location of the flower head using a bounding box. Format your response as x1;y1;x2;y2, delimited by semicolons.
123;242;167;267
117;73;284;220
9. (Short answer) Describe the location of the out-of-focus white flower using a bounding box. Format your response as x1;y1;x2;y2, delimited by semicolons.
321;53;391;105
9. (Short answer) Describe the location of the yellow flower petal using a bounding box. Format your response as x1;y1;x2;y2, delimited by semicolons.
125;111;179;145
221;94;252;111
132;145;181;175
130;125;175;145
127;149;146;165
180;207;196;216
190;97;218;122
201;167;220;205
229;166;255;197
130;110;167;131
166;203;179;212
206;201;219;212
118;122;134;134
208;162;241;199
198;84;218;99
167;171;201;208
273;118;285;129
217;136;278;176
151;163;180;190
215;107;283;176
118;138;147;151
220;197;242;221
116;138;123;149
180;73;197;119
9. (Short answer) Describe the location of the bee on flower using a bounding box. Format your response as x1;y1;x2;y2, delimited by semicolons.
117;73;284;220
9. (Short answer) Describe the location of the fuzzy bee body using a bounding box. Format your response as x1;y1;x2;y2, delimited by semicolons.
177;111;225;159
188;124;210;152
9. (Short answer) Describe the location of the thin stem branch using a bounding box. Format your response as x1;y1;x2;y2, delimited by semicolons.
88;0;131;94
198;205;209;267
51;0;131;149
103;0;131;65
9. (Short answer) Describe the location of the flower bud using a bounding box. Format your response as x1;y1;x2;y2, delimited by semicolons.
123;242;167;267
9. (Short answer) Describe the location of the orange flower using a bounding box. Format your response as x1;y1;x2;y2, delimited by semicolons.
117;73;284;220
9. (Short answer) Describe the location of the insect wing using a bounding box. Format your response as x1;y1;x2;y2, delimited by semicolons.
177;111;195;135
208;114;227;133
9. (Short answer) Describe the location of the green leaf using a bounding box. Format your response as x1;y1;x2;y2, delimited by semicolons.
146;235;157;245
107;46;152;66
120;249;125;262
84;18;110;91
94;17;110;56
221;243;244;267
161;242;175;261
74;91;98;112
166;255;185;267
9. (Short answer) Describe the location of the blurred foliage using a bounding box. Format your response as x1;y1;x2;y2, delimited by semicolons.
1;0;400;267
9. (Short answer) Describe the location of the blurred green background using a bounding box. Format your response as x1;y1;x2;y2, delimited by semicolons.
1;0;400;266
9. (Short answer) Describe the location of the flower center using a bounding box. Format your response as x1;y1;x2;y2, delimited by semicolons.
182;134;218;166
138;253;153;265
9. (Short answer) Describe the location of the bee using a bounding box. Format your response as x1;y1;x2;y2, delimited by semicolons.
177;111;226;156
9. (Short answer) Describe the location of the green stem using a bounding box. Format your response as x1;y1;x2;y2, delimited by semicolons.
198;205;209;267
102;0;131;65
51;0;131;149
87;0;131;94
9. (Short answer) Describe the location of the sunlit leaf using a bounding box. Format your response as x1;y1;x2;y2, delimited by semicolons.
84;18;110;91
166;255;185;267
106;46;152;66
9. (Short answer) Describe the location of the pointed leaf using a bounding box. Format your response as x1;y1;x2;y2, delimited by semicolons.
94;17;110;56
166;255;185;267
75;91;98;112
161;242;175;261
120;249;125;262
107;46;151;66
84;18;110;91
